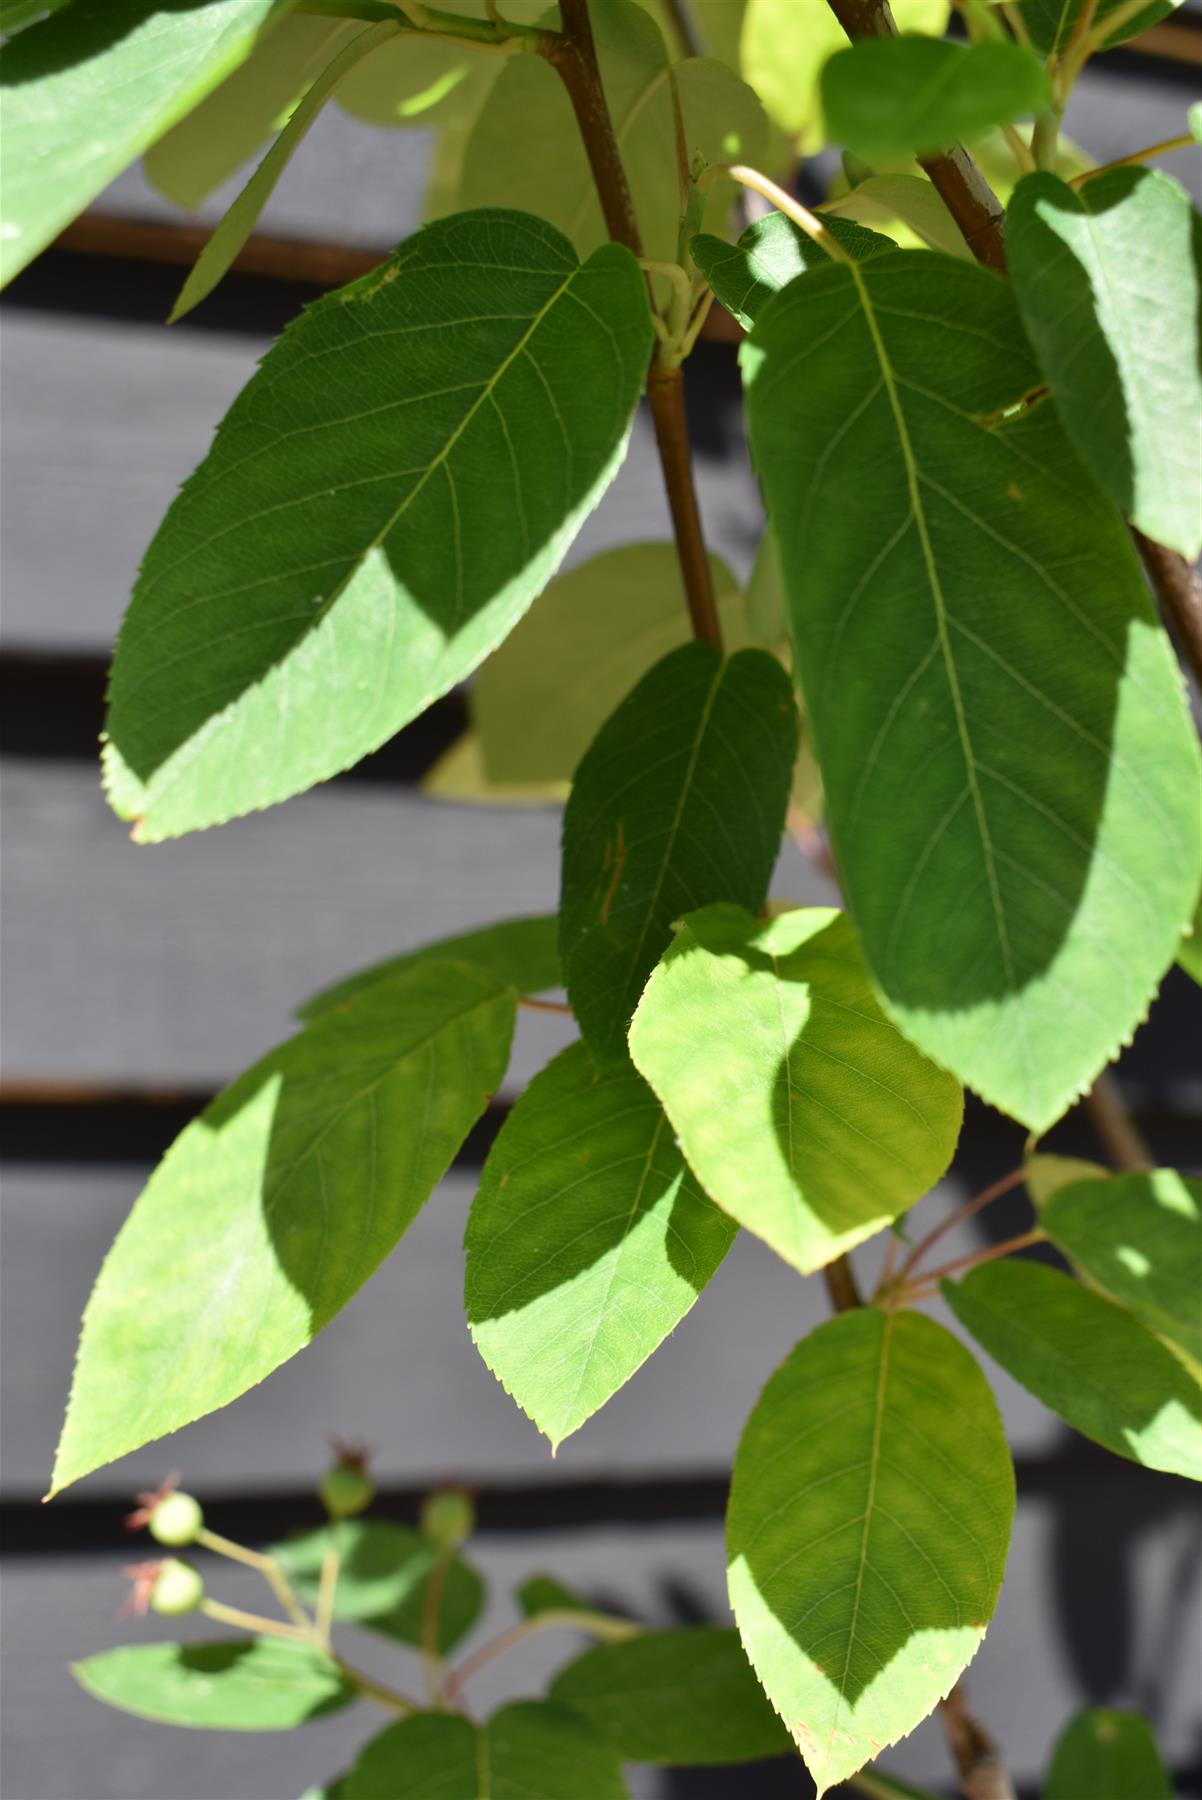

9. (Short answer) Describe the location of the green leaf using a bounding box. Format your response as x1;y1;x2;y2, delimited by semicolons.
344;1702;629;1799
560;644;799;1062
103;210;651;841
1017;0;1176;55
1044;1706;1172;1800
738;0;949;152
517;1572;588;1618
1043;1170;1202;1365
549;1626;791;1764
144;14;356;211
0;0;297;287
273;1520;484;1653
1008;169;1202;560
944;1258;1202;1479
73;1639;354;1730
821;38;1049;163
298;914;560;1023
51;960;515;1494
629;905;962;1274
744;249;1202;1131
169;21;399;322
473;544;744;788
821;173;970;259
1191;100;1202;145
1;0;72;35
1023;1152;1107;1209
456;0;768;264
465;1041;736;1447
727;1309;1014;1796
1180;890;1202;984
691;211;893;332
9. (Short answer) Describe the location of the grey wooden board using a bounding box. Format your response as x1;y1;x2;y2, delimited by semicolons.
4;1498;1200;1799
0;309;761;653
0;1159;1070;1502
0;763;830;1087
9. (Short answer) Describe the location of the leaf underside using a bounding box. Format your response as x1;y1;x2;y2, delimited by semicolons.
73;1639;353;1730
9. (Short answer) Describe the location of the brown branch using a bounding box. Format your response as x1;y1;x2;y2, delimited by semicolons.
539;2;643;256
1083;1070;1154;1171
822;1255;864;1312
645;365;723;645
1131;528;1202;693
822;0;1008;272
940;1682;1018;1800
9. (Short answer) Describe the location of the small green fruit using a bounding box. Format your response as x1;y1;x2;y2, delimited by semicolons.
148;1490;204;1547
320;1462;374;1519
420;1487;474;1549
150;1558;205;1616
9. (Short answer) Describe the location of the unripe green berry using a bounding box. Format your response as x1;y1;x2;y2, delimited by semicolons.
320;1462;374;1519
420;1487;474;1549
148;1490;204;1547
150;1558;205;1616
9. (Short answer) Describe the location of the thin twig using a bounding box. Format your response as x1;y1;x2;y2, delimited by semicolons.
314;1524;341;1647
421;1548;454;1705
904;1227;1046;1300
823;1256;864;1313
199;1597;308;1640
893;1168;1026;1287
1070;130;1195;184
940;1681;1018;1800
329;1651;421;1716
196;1528;311;1632
517;995;573;1014
646;365;724;646
1131;528;1202;695
720;164;853;263
540;1;643;254
1083;1071;1154;1171
441;1608;640;1710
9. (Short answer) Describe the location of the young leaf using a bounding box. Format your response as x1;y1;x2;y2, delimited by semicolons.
73;1639;354;1729
345;1702;629;1799
738;0;949;152
144;14;356;211
168;21;398;323
1044;1706;1172;1800
50;960;515;1495
1042;1171;1202;1364
820;39;1049;163
727;1309;1014;1796
629;905;962;1275
745;249;1202;1131
1008;168;1202;561
691;211;892;333
103;210;652;840
549;1626;792;1764
455;0;768;264
472;544;744;789
944;1259;1202;1479
0;0;297;286
297;914;561;1023
465;1041;736;1448
560;644;799;1062
273;1520;484;1653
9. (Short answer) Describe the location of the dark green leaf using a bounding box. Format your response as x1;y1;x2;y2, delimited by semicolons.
1;0;72;34
745;249;1202;1130
549;1626;791;1764
1044;1706;1172;1800
560;644;799;1062
629;905;963;1274
51;961;515;1494
944;1258;1202;1479
73;1639;354;1729
728;1309;1014;1795
273;1520;484;1653
1017;0;1175;55
1008;168;1202;560
517;1573;588;1619
345;1701;629;1799
104;210;652;839
691;211;892;332
297;914;560;1023
1043;1170;1201;1364
0;0;297;286
466;1041;736;1447
821;39;1049;162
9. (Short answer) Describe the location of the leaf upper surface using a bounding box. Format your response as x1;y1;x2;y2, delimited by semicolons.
51;960;515;1494
820;39;1049;163
297;913;560;1022
630;905;962;1273
73;1639;354;1729
1044;1707;1172;1800
345;1701;629;1799
727;1309;1014;1796
549;1626;792;1764
103;209;651;838
744;249;1202;1129
273;1520;484;1652
944;1258;1202;1479
0;0;296;286
1008;168;1202;560
560;644;799;1063
465;1041;736;1447
691;211;892;333
1043;1170;1202;1364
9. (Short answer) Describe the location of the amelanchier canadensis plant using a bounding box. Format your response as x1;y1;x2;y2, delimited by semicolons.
3;0;1200;1793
